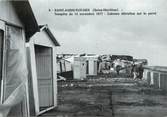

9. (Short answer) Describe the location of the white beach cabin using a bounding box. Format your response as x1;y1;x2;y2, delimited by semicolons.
73;56;87;80
27;25;60;116
85;55;98;76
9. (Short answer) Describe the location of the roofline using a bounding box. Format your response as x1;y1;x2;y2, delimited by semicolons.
12;0;39;40
39;25;60;46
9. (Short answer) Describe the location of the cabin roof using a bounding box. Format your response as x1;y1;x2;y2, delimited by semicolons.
39;25;60;46
12;0;39;40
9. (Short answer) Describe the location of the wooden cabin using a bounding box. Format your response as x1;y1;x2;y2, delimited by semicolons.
27;25;60;116
57;59;73;73
73;56;87;80
143;66;167;90
0;0;38;117
84;55;98;76
57;58;73;80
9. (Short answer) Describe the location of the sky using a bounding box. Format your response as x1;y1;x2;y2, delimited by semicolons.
29;0;167;66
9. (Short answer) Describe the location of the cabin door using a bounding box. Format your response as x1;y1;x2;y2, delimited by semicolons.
34;45;54;111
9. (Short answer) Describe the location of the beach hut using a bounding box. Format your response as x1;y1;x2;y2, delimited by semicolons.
0;0;38;117
73;56;87;80
27;25;60;116
84;55;98;76
143;66;167;90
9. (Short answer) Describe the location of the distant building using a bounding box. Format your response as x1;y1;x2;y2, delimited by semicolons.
84;55;98;76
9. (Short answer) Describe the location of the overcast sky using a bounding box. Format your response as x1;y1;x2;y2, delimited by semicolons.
29;0;167;66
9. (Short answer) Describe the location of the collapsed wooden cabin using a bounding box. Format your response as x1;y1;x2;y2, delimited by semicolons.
0;0;38;117
27;25;60;116
57;58;73;80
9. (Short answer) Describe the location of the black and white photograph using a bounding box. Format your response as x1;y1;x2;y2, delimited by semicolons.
0;0;167;117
